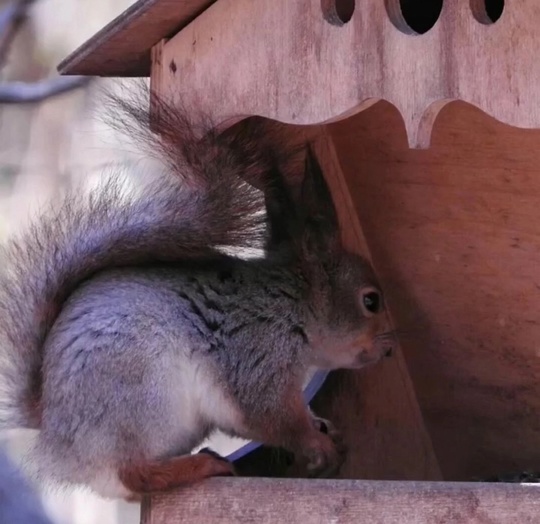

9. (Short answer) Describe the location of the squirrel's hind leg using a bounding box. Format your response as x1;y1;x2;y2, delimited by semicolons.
118;449;234;495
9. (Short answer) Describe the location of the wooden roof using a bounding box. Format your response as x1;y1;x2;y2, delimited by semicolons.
58;0;217;77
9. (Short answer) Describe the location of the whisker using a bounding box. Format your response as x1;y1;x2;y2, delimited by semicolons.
376;328;419;340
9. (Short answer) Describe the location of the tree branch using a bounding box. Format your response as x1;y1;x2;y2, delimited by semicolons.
0;75;92;103
0;0;36;67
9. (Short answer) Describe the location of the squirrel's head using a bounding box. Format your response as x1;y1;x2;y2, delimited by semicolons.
304;247;396;370
267;146;396;370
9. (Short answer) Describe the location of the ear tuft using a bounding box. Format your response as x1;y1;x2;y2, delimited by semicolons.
264;165;299;251
300;146;340;250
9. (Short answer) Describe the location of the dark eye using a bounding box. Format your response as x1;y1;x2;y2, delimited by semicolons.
362;291;382;314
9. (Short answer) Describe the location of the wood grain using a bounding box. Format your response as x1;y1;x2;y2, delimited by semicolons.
58;0;217;77
145;0;540;148
329;99;540;480
307;130;441;481
141;477;540;524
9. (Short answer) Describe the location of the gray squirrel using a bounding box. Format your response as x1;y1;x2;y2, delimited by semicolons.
0;90;396;499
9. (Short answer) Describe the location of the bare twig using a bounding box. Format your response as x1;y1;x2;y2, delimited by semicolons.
0;75;92;103
0;0;93;104
0;0;36;67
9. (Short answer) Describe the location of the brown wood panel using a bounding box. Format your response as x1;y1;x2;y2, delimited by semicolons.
330;99;540;480
58;0;217;77
142;477;540;523
308;131;441;481
150;0;540;148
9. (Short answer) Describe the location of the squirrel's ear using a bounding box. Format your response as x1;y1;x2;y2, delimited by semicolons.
264;165;298;251
300;146;340;250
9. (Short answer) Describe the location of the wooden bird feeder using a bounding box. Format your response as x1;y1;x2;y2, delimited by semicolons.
59;1;540;522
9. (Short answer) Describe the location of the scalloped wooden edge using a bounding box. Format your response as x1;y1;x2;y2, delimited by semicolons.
59;0;540;149
148;0;540;149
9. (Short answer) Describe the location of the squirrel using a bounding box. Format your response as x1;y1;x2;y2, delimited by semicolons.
0;88;396;500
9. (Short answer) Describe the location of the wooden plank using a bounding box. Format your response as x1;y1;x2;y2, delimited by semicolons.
141;478;540;523
329;99;540;480
152;0;540;148
58;0;217;77
306;130;441;481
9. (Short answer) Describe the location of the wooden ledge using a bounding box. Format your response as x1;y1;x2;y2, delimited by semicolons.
58;0;218;77
142;477;540;523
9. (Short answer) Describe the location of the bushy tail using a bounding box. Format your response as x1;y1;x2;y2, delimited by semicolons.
0;85;295;428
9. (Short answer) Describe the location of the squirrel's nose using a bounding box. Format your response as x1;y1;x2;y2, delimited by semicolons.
384;347;393;358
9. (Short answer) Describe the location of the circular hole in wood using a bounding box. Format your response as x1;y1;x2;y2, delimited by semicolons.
471;0;504;24
321;0;356;26
385;0;444;35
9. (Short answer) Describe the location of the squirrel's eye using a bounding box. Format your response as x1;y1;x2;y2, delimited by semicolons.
361;290;382;315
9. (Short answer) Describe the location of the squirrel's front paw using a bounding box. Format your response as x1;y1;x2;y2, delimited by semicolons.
311;416;347;457
303;433;344;478
197;448;236;477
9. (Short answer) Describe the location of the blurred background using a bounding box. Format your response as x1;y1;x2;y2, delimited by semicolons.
0;0;142;522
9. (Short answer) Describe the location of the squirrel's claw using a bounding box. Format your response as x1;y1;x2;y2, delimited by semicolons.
304;435;345;478
312;416;348;458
